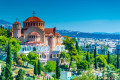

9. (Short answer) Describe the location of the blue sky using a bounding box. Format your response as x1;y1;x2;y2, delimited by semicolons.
0;0;120;33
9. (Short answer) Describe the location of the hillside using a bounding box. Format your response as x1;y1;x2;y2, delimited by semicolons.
57;30;120;39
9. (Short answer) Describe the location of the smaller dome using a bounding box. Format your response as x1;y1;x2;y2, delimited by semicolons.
24;16;42;22
13;21;21;25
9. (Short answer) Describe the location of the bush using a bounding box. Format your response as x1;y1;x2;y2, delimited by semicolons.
45;61;56;72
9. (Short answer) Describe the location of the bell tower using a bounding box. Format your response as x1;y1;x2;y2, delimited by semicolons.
13;19;21;39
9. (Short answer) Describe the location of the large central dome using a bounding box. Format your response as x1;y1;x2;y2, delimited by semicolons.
25;16;42;22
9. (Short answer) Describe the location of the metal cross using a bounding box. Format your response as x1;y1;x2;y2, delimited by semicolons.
32;11;36;16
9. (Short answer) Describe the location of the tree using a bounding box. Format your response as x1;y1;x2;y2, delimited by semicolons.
0;66;5;80
97;55;107;70
5;64;13;80
56;59;60;79
38;60;41;75
16;69;24;80
45;61;56;72
27;51;38;65
107;51;110;64
86;51;90;68
75;41;80;54
77;60;89;70
33;75;35;80
94;46;97;69
5;40;13;80
21;54;29;66
117;53;119;69
34;62;38;75
94;46;97;58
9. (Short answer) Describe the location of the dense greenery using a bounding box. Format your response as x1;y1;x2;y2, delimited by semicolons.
38;60;41;75
56;59;60;79
16;69;24;80
45;61;56;72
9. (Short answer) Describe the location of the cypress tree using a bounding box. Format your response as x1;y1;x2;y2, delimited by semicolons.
94;46;97;58
33;75;35;80
0;66;6;80
56;59;60;79
6;40;12;68
107;51;110;64
94;46;97;69
95;57;97;69
38;60;41;75
16;69;24;80
34;62;38;75
117;52;119;69
5;64;13;80
86;51;90;68
75;41;80;54
5;40;13;80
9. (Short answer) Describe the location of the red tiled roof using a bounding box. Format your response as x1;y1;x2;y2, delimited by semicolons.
56;43;63;45
56;32;61;36
24;16;42;22
25;41;44;44
13;21;21;25
44;28;54;34
21;34;24;37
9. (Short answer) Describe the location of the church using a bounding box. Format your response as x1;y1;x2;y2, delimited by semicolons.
12;14;65;64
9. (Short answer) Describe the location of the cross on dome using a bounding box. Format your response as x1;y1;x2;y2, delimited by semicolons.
32;11;36;16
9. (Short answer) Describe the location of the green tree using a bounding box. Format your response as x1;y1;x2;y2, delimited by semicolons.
117;53;119;69
34;62;38;75
75;41;80;54
38;60;41;75
5;40;13;80
107;51;110;64
45;61;56;72
86;51;90;68
0;66;6;80
5;64;13;80
16;69;24;80
21;54;29;66
97;55;107;69
27;51;38;65
94;46;97;69
77;60;89;70
33;75;35;80
56;59;60;79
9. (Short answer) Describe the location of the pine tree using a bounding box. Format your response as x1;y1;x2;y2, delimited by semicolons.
75;41;80;54
34;62;38;75
107;51;110;64
56;59;60;79
5;40;13;80
117;52;119;69
38;60;41;75
86;51;90;68
16;69;24;80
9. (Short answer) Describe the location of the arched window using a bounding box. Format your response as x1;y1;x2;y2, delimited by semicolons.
33;47;36;51
31;23;32;26
50;54;52;58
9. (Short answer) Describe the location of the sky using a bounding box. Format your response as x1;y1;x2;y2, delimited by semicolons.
0;0;120;33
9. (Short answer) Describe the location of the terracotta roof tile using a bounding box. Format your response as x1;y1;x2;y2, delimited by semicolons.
24;16;42;22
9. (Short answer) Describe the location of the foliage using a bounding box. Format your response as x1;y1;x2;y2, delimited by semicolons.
34;62;38;75
5;64;13;80
27;51;39;65
75;41;80;54
107;51;110;64
25;77;34;80
38;60;41;75
17;55;24;66
77;60;89;70
109;64;116;71
16;69;24;80
45;61;56;72
21;54;29;62
0;65;5;80
56;59;60;79
117;53;119;69
94;46;97;69
97;55;107;69
86;51;90;68
6;39;12;68
72;70;96;80
33;75;35;80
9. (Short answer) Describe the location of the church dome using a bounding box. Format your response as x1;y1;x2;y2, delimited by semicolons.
24;16;42;22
